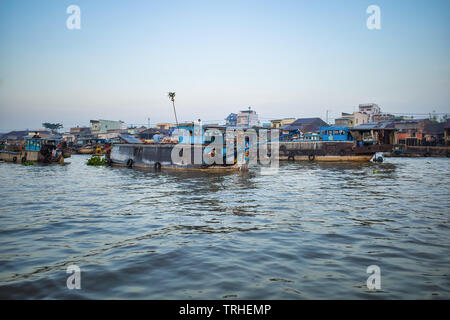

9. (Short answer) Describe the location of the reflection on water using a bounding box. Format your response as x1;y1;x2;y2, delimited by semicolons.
0;156;449;299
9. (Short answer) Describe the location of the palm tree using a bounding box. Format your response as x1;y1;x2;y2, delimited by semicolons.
168;92;178;127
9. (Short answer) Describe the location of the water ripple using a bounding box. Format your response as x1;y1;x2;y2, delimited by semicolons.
0;156;449;299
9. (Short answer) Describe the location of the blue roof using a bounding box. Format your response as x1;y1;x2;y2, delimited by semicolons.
320;126;350;131
119;134;143;144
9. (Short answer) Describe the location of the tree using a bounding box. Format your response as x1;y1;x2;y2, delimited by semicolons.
429;110;438;123
168;92;179;127
42;123;63;134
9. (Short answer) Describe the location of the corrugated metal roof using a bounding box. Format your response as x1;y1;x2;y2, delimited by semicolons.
291;117;323;125
423;122;445;134
0;130;30;140
445;119;450;129
119;134;143;144
351;121;396;130
282;118;329;132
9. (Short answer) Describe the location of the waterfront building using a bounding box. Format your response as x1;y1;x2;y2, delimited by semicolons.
225;113;238;127
270;118;295;128
68;126;94;144
156;123;176;130
0;130;31;143
96;128;128;140
445;119;450;146
126;126;147;135
70;126;91;135
27;130;54;139
335;112;369;127
137;128;170;140
394;119;430;146
236;108;259;127
61;133;76;142
373;113;395;122
90;120;125;135
423;122;446;146
351;121;397;145
282;117;329;134
358;103;381;121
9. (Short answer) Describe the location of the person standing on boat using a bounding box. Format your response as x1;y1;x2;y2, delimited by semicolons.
153;131;161;143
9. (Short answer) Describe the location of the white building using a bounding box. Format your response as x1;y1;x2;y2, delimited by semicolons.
236;108;259;127
358;103;381;121
90;119;126;134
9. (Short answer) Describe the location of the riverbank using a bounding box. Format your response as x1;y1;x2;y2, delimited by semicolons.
384;146;450;158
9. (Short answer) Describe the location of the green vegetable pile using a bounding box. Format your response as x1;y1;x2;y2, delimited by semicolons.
23;160;35;166
86;156;107;166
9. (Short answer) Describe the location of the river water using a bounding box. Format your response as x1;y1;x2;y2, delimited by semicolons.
0;155;449;299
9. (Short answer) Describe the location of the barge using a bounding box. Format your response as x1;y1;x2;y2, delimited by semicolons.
276;123;396;162
107;122;396;169
0;136;71;164
107;125;249;171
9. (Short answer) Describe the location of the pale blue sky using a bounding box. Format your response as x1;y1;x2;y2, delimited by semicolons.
0;0;449;131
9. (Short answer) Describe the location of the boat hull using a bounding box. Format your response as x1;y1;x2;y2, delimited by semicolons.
276;141;391;162
0;150;41;162
0;149;69;164
78;147;95;154
278;154;373;162
109;144;246;171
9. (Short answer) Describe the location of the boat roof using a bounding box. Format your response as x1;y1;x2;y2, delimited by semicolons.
351;121;396;131
119;134;143;144
320;126;350;131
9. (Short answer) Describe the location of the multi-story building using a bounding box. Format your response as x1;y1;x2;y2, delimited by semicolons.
394;119;431;146
358;103;381;121
70;126;91;135
373;113;394;122
335;113;354;126
423;122;446;146
334;112;369;127
236;108;259;127
90;120;125;135
270;118;295;128
156;123;176;131
225;113;238;127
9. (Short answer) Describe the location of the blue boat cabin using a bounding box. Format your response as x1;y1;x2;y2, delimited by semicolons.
25;138;42;151
319;126;353;141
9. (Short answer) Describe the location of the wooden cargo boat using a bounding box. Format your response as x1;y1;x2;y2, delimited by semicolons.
0;137;71;164
107;125;248;171
276;123;396;162
78;145;95;154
